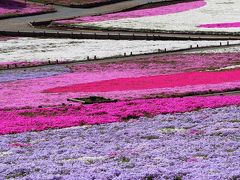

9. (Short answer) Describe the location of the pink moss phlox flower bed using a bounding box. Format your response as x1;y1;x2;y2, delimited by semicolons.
199;22;240;28
1;53;240;108
1;95;240;135
44;69;240;93
70;52;240;75
0;0;53;17
56;0;206;24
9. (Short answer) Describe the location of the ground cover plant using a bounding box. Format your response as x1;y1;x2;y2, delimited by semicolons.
1;41;240;178
0;106;239;179
1;51;240;108
53;0;240;33
2;95;240;135
0;0;54;18
0;65;71;82
1;37;233;66
44;69;240;93
1;46;240;134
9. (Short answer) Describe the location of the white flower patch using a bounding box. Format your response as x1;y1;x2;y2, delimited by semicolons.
76;0;240;32
0;37;239;63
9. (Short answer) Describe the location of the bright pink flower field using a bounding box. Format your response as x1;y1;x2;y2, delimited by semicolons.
56;0;206;24
45;69;240;93
1;95;240;135
199;22;240;28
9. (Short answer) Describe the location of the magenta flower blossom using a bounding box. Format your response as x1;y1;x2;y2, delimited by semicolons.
1;95;240;135
44;68;240;93
199;22;240;28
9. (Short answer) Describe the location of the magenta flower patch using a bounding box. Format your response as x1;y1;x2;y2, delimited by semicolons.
1;95;240;135
44;69;240;93
199;22;240;28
